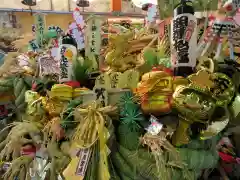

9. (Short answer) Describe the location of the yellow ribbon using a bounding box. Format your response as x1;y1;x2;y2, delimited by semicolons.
73;102;116;180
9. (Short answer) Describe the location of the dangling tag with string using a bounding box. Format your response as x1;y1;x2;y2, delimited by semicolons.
145;115;163;135
29;40;39;52
75;148;92;176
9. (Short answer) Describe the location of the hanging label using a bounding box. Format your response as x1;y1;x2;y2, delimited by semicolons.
171;14;197;68
38;55;60;77
75;148;92;176
34;13;46;47
145;115;163;135
146;4;157;24
93;87;108;107
29;39;39;52
58;44;77;82
69;22;85;49
85;16;102;57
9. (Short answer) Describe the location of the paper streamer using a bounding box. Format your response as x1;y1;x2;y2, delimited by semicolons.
85;16;102;57
34;13;46;47
73;8;85;29
69;22;85;50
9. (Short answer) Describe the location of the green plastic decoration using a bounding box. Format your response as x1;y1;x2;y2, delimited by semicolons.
119;92;145;131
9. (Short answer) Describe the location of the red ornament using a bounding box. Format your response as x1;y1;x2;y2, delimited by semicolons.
208;14;216;21
21;144;36;156
64;81;80;88
225;4;233;11
219;151;236;163
31;82;37;91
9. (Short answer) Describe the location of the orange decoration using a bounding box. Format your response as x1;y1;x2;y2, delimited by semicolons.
111;0;121;11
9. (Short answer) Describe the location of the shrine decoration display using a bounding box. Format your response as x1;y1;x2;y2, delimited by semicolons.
0;0;240;179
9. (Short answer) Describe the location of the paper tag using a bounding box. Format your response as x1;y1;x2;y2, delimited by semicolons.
38;55;59;76
85;16;102;57
75;148;92;176
29;40;39;52
34;13;46;47
145;115;163;135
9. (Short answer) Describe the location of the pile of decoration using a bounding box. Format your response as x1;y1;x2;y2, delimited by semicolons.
1;0;240;179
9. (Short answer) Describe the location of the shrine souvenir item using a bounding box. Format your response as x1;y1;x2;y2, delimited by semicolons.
210;72;235;106
38;54;60;77
171;0;197;76
108;72;121;88
63;148;92;180
95;73;111;89
71;8;85;50
135;71;188;115
196;56;215;72
25;90;40;115
58;34;77;82
48;26;63;38
85;16;102;58
34;13;46;47
117;70;140;89
93;87;108;107
172;70;217;146
145;115;163;135
200;111;229;140
29;39;39;52
50;84;73;101
69;22;85;50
